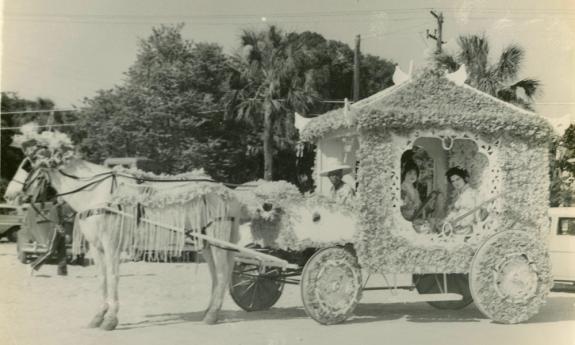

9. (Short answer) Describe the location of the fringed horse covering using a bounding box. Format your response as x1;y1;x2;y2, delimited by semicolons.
72;178;238;260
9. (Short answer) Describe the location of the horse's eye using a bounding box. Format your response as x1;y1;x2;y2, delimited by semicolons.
262;203;273;212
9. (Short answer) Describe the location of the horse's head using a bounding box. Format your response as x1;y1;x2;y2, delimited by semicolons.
4;158;51;204
6;123;76;204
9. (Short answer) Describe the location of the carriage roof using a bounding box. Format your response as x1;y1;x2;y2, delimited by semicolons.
301;68;554;145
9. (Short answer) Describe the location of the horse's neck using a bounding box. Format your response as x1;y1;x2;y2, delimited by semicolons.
49;159;114;212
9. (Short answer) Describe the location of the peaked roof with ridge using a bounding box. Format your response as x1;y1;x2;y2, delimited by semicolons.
301;68;554;144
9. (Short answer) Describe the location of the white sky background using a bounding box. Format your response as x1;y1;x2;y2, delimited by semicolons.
1;0;574;128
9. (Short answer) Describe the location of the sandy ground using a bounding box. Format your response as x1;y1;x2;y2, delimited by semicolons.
0;241;574;345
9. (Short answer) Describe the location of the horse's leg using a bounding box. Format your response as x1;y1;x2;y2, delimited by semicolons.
202;243;217;316
203;246;235;325
100;238;121;331
81;217;110;328
87;246;109;328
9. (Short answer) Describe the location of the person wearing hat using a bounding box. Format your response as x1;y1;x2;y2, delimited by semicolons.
320;163;355;206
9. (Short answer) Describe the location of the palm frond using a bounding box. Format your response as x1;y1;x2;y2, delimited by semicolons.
434;52;460;72
492;45;523;82
509;78;541;99
457;34;489;83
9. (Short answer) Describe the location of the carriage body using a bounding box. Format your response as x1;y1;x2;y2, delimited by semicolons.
304;67;553;273
233;67;555;325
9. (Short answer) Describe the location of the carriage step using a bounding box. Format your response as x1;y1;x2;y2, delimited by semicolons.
369;291;463;304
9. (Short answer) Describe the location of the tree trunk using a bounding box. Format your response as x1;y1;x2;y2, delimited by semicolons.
263;105;273;181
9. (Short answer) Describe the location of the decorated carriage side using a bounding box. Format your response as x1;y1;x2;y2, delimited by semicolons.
298;65;555;324
230;179;360;316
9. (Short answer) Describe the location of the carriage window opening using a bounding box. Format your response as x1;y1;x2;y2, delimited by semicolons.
400;138;490;235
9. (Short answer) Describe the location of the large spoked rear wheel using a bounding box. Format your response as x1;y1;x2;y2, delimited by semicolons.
301;246;362;325
470;230;552;324
414;274;473;310
230;261;284;312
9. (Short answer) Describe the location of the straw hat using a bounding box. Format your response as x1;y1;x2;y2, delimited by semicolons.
320;157;352;176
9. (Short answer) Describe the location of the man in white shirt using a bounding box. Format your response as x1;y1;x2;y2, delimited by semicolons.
320;165;355;206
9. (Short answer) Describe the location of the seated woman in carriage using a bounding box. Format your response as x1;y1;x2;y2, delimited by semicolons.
400;146;487;236
443;166;484;235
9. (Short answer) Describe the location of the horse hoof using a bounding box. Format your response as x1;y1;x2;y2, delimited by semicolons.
87;315;105;328
203;313;218;325
100;316;119;331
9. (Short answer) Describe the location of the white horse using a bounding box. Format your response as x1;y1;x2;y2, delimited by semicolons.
5;157;245;330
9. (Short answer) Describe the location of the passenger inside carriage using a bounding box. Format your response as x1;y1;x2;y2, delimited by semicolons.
399;139;489;236
400;162;422;221
443;167;487;235
400;148;439;225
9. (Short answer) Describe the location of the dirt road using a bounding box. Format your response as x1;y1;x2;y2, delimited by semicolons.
0;242;573;345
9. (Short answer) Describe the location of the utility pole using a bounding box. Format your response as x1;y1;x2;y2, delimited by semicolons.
426;10;445;53
353;34;361;101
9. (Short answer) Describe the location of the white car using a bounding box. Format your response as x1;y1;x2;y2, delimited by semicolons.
548;207;575;290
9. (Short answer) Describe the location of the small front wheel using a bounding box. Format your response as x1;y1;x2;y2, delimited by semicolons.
414;274;473;310
301;246;362;325
229;262;284;312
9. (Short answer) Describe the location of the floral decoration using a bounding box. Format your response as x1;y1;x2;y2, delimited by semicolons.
240;181;357;250
302;68;555;145
299;68;555;274
301;108;355;143
469;231;552;323
12;122;77;168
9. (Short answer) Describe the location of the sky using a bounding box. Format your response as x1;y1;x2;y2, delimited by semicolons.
1;0;574;130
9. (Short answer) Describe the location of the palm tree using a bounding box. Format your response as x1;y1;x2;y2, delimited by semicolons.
226;26;316;180
435;34;540;109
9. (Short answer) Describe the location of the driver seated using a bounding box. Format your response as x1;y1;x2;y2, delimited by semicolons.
320;165;355;207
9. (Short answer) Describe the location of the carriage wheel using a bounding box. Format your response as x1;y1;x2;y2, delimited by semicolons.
469;230;552;324
414;274;473;310
229;262;284;312
301;246;362;325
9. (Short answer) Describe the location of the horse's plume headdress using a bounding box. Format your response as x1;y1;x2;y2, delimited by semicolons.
12;122;77;168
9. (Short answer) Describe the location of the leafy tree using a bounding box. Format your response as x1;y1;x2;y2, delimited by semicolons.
76;25;261;183
1;93;62;199
435;34;540;110
226;26;317;181
226;28;395;182
1;93;56;177
288;31;395;114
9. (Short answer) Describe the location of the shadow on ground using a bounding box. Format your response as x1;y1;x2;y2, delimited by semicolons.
117;294;575;330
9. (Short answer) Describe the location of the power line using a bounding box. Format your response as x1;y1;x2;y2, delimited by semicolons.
1;109;78;115
0;123;77;130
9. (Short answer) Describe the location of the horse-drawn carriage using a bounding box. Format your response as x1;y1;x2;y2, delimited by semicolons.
4;66;554;329
228;66;555;325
